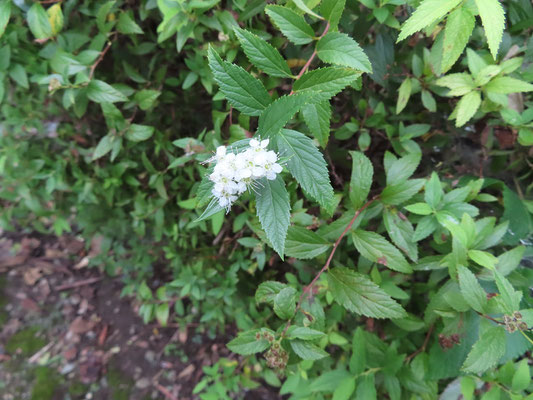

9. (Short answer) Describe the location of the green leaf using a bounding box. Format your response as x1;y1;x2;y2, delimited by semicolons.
285;226;331;259
421;90;437;112
255;175;291;259
117;11;143;34
276;129;333;208
293;67;360;101
457;266;487;313
462;325;506;374
87;80;128;103
484;77;533;94
468;249;497;270
233;27;292;78
96;1;116;34
92;134;114;160
258;93;311;138
436;73;476;96
134;89;161;111
502;186;532;244
46;3;63;36
425;172;443;208
405;203;433;215
385;152;421;184
332;377;356;400
9;64;28;89
455;90;481;127
349;151;373;209
286;326;326;341
125;124;154;142
474;0;505;60
256;281;287;305
195;198;224;223
442;7;475;73
317;32;372;73
352;230;412;273
273;286;297;320
494;270;522;313
383;208;418;262
0;0;11;39
290;340;329;360
292;0;323;20
397;0;462;42
301;101;331;147
413;215;439;242
27;3;53;40
208;46;271;116
227;330;271;355
320;0;346;30
396;78;412;114
328;266;407;318
511;359;530;392
381;179;425;205
155;303;169;326
265;5;315;45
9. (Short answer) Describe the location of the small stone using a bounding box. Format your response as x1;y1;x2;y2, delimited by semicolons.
135;377;151;389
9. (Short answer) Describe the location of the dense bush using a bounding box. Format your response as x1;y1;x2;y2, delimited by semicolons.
1;0;533;398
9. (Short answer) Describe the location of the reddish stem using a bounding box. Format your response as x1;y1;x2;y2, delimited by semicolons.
282;197;377;336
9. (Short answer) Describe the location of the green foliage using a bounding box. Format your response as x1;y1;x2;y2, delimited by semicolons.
1;0;533;398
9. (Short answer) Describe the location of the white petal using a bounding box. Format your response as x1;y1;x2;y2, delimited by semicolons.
216;146;226;158
260;139;269;148
250;139;259;148
266;151;277;163
272;163;282;173
252;166;265;178
266;171;276;180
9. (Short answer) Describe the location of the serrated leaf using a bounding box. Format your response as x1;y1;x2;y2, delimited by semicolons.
462;325;505;374
292;0;323;20
397;0;462;42
436;73;476;96
286;326;326;341
155;303;169;326
383;209;418;262
285;226;331;259
87;80;128;103
494;270;522;313
256;281;287;305
328;266;407;318
233;27;292;78
125;124;154;142
265;5;315;45
349;151;373;209
276;129;333;208
302;101;331;147
455;90;481;127
317;32;372;73
227;330;271;355
27;3;53;40
386;152;421;185
290;339;329;360
274;286;297;319
425;172;443;208
46;3;64;36
405;203;433;215
293;67;360;101
195;198;224;223
511;360;530;392
457;266;487;313
381;179;425;205
396;78;412;114
258;93;311;138
474;0;505;60
485;77;533;94
468;249;497;270
0;0;11;39
117;11;143;34
92;134;114;160
352;230;412;273
255;175;291;259
421;90;436;112
320;0;346;30
134;89;161;110
442;7;475;73
208;46;271;116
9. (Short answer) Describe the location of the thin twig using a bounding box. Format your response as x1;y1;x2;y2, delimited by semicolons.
153;382;178;400
282;197;377;336
54;277;102;291
405;324;434;363
476;312;506;326
89;36;116;80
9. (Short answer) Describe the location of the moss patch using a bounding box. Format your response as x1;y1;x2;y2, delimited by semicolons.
107;365;134;400
30;366;62;400
5;327;47;356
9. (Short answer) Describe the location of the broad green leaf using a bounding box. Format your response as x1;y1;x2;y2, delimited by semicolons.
301;101;331;147
265;5;315;45
385;152;421;184
442;7;475;73
468;249;497;270
495;246;525;276
425;172;443;208
474;65;502;86
474;0;505;60
397;0;462;42
332;377;356;400
125;124;154;142
320;0;346;29
381;179;425;205
255;175;291;259
274;286;297;320
421;90;437;112
155;303;169;326
436;73;476;96
413;215;439;242
9;64;28;89
457;266;487;313
317;32;372;73
134;89;161;110
349;151;373;209
328;266;407;318
27;3;53;40
455;91;481;127
494;270;522;313
462;325;506;374
92;134;114;160
383;208;418;262
293;67;360;101
195;198;224;222
256;281;287;305
276;129;334;208
511;360;530;392
258;93;311;138
87;80;128;103
46;4;64;36
352;230;412;273
284;226;331;259
396;78;412;114
227;330;271;355
290;340;329;360
96;1;116;34
117;11;143;34
286;326;326;341
233;27;292;78
0;0;11;39
292;0;323;20
485;77;533;94
208;47;271;116
405;203;433;215
355;375;377;399
502;186;532;244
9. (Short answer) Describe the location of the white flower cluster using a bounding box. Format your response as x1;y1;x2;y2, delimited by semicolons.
208;138;282;211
